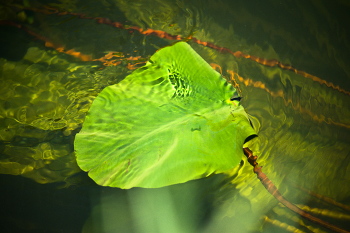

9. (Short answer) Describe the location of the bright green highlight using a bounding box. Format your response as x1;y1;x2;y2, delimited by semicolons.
74;42;256;189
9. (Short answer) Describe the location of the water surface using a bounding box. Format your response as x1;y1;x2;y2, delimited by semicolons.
1;0;350;232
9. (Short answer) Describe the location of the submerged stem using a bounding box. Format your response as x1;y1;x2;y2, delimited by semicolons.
243;147;350;233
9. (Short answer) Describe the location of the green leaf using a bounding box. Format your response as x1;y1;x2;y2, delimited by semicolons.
74;42;256;189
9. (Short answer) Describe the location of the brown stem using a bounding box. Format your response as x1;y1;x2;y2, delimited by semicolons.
243;147;350;233
289;180;350;212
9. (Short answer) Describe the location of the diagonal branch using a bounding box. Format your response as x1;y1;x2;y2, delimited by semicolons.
243;147;350;233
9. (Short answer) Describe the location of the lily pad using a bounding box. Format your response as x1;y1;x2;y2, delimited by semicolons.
74;42;256;189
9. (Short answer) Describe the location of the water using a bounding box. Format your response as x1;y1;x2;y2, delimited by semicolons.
0;0;350;232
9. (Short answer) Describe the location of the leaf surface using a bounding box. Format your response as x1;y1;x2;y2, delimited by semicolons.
74;42;256;188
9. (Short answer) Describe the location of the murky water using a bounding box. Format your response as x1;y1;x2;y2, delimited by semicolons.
1;0;350;232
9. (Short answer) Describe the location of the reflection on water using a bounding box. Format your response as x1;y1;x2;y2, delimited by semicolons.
0;0;350;232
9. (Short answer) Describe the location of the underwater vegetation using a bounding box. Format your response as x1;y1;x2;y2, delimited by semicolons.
1;0;350;232
74;41;349;232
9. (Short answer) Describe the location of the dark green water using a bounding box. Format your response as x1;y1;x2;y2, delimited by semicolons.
1;0;350;232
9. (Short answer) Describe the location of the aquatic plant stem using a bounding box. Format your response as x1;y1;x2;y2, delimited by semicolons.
289;180;350;212
243;147;350;233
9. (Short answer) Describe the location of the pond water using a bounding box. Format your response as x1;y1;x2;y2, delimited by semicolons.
1;0;350;232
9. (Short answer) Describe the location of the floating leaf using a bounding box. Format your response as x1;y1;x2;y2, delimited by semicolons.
74;42;256;189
